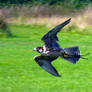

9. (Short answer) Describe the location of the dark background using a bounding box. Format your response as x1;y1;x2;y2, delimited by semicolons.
0;0;92;9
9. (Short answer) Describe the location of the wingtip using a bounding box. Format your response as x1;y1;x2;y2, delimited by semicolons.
63;18;71;25
51;73;61;77
53;73;61;77
68;18;71;22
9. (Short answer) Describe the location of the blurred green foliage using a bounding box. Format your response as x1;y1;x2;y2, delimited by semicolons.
0;0;92;9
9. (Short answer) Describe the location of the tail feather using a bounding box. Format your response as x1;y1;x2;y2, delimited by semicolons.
61;46;81;64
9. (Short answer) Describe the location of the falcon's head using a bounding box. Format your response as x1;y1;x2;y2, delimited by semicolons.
33;47;43;53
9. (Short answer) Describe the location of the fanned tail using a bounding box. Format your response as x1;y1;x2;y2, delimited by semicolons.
61;46;81;64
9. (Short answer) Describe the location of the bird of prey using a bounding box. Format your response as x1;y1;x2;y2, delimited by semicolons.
33;18;81;77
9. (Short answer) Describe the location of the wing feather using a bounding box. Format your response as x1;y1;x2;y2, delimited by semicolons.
34;55;61;77
41;18;71;43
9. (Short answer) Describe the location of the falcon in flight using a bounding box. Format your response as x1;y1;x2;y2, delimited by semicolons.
33;18;81;77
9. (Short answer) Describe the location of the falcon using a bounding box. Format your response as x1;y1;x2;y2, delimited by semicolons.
33;18;81;77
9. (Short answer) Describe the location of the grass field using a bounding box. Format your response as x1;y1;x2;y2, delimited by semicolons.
0;24;92;92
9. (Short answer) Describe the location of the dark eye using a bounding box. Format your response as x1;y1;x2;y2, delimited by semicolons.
38;47;41;49
38;47;40;49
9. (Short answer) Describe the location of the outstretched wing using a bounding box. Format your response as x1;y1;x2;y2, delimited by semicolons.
34;55;61;77
41;18;71;49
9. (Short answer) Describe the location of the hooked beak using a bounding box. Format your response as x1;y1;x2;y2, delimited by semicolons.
33;48;36;51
